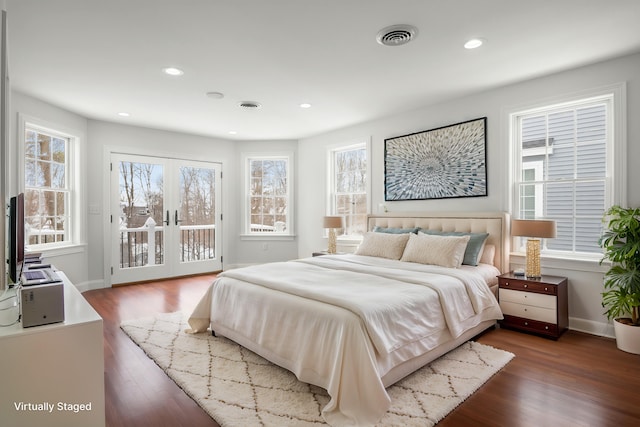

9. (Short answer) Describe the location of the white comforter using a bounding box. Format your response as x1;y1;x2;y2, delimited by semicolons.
188;254;502;426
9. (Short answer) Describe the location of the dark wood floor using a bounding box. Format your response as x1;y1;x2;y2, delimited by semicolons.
83;275;640;427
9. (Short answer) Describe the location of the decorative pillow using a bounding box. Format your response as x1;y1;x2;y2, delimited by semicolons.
479;244;496;265
372;226;419;234
400;233;470;268
418;230;489;266
355;232;410;260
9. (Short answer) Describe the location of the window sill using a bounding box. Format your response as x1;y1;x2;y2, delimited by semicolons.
510;252;608;274
240;234;296;241
26;243;87;259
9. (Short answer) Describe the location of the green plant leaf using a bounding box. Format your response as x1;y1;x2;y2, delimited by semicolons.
599;205;640;326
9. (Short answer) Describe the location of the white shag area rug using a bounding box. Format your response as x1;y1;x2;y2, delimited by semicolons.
121;311;513;427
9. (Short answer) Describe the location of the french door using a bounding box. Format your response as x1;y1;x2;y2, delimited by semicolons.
109;153;222;285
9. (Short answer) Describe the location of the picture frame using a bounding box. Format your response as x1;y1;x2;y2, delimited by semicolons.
384;117;487;201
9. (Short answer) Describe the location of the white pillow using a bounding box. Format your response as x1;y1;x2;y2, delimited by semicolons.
479;244;496;265
400;233;470;268
355;232;410;260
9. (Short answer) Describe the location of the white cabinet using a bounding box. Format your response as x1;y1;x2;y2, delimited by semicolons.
0;273;105;427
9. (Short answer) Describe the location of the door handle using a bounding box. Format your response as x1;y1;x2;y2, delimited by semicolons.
175;210;183;226
164;210;170;226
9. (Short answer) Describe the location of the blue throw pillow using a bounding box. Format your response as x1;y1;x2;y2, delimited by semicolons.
373;226;420;234
418;229;489;266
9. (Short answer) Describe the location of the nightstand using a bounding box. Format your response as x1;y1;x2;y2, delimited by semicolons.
497;272;568;339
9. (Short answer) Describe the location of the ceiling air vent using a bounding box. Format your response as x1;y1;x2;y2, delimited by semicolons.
376;24;418;46
238;101;262;109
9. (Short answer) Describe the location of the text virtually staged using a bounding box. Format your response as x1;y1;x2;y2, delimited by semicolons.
13;400;94;414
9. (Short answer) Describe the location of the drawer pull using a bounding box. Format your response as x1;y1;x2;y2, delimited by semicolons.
524;322;529;326
524;284;528;288
544;287;549;291
545;326;549;330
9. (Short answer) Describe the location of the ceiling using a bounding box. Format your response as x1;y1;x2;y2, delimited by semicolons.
6;0;640;141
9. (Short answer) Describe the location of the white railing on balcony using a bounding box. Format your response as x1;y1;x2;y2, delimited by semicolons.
179;224;216;262
119;218;216;269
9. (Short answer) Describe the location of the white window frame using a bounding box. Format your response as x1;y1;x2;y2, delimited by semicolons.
508;83;626;260
326;140;371;243
18;114;84;254
240;152;295;239
327;142;369;239
521;160;544;221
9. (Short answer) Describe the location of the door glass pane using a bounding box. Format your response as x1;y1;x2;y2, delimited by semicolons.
178;166;216;262
118;161;164;268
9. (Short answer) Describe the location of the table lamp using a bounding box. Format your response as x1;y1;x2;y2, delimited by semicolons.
511;219;557;278
323;216;344;254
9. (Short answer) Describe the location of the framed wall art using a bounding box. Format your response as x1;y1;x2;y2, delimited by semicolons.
384;117;487;201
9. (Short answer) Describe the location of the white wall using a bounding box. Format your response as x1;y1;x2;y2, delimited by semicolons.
298;52;640;337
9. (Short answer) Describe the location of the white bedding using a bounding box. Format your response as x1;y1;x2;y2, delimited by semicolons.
188;254;503;426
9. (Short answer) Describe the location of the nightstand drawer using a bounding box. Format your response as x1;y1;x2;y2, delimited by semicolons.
501;315;559;336
500;301;557;323
499;279;557;295
500;288;556;309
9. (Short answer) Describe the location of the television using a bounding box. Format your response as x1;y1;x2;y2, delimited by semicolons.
8;193;24;284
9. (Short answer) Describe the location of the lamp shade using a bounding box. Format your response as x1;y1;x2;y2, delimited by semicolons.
323;216;344;229
511;219;557;239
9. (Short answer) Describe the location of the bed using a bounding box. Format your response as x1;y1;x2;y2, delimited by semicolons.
188;212;510;426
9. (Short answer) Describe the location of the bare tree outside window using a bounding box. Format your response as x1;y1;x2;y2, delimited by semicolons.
179;166;217;261
332;145;367;237
118;161;218;268
118;161;164;226
24;128;70;246
248;157;289;233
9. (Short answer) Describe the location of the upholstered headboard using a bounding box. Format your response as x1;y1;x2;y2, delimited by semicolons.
367;212;510;273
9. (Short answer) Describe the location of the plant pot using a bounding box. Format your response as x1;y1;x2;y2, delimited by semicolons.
614;318;640;354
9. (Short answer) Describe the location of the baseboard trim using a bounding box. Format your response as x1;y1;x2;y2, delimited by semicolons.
225;263;262;270
77;279;107;293
569;317;615;338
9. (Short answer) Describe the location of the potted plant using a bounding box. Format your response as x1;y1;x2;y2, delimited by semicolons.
598;205;640;354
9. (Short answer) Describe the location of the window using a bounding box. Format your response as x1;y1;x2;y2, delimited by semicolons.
511;89;623;257
23;124;75;248
244;154;293;235
329;144;368;238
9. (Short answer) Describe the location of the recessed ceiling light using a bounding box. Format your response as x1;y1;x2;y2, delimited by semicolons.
464;38;485;49
163;67;184;76
228;131;237;135
117;112;130;117
206;91;225;99
300;103;312;109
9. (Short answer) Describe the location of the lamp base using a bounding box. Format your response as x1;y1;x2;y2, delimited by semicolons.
525;238;541;278
327;229;337;254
